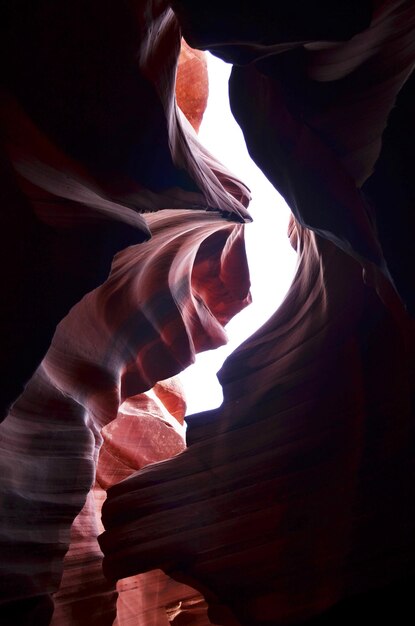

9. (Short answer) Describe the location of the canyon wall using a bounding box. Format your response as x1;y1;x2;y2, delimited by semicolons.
1;1;414;624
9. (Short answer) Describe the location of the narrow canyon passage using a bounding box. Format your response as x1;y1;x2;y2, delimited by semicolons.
1;2;414;625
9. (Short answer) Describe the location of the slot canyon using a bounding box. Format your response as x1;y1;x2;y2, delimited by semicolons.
1;2;414;625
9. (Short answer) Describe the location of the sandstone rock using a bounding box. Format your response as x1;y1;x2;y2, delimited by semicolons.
1;1;415;625
176;40;209;133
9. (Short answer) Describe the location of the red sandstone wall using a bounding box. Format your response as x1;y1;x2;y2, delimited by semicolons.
1;2;414;625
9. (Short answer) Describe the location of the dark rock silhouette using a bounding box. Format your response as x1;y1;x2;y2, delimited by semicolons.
1;1;414;624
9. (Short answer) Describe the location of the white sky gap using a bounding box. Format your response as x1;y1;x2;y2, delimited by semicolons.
180;53;297;416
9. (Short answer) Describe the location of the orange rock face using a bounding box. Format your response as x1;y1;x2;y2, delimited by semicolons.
176;40;209;133
153;376;187;424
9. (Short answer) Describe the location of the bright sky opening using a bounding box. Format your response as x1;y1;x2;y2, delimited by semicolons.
180;53;298;416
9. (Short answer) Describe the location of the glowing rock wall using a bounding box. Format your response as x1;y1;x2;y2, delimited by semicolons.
1;1;415;625
1;2;250;624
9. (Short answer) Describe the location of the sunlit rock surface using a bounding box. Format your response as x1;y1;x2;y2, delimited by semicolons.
102;219;415;625
0;2;251;623
0;206;250;625
0;0;250;417
51;387;212;625
176;40;209;133
1;1;415;625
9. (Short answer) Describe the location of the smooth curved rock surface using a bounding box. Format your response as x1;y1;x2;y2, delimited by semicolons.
100;2;415;625
51;388;213;625
0;207;250;625
1;1;415;625
0;9;252;617
172;0;415;313
0;0;250;419
101;219;415;625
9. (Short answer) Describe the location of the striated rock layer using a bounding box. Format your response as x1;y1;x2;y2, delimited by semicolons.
1;1;415;625
0;2;251;623
51;385;211;626
101;1;415;625
173;0;415;313
0;0;250;418
101;218;415;625
0;207;251;625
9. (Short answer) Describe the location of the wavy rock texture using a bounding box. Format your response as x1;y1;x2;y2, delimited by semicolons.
0;207;251;626
1;1;415;625
173;0;415;312
0;2;251;624
101;1;415;625
0;0;250;417
51;387;212;626
101;219;415;625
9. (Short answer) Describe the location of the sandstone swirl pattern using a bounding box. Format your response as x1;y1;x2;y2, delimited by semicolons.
1;1;415;625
